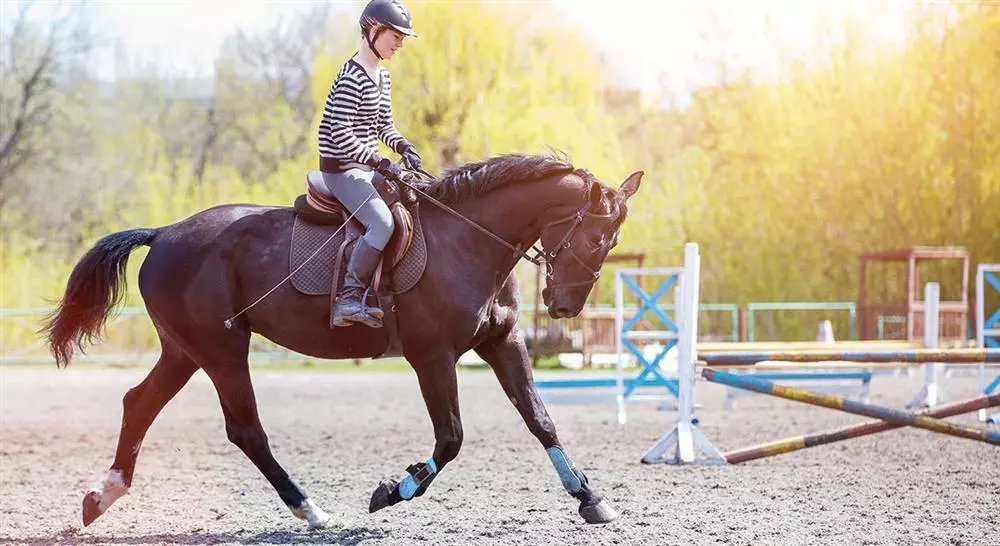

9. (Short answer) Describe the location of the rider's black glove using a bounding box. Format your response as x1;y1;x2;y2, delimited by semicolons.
374;157;407;182
400;144;423;171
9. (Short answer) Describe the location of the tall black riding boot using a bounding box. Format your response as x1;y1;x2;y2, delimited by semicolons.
332;238;384;328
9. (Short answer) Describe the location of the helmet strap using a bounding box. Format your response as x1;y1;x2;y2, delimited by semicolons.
366;25;386;60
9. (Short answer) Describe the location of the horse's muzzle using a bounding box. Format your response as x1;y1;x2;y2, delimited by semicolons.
543;287;584;319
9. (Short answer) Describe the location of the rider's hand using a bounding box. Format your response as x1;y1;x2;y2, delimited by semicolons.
400;144;423;171
375;157;408;182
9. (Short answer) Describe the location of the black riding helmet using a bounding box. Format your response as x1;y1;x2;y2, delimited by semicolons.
360;0;416;59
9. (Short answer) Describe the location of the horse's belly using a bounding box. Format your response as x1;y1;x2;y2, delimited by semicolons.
249;296;390;361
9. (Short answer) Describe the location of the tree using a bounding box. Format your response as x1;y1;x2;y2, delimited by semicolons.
1;0;92;224
312;2;629;180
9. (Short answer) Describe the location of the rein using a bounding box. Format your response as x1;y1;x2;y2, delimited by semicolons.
403;168;603;290
398;171;546;267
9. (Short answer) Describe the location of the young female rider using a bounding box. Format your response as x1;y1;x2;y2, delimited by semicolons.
318;0;421;329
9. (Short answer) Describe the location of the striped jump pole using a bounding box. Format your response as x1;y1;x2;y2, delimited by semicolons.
724;393;1000;463
700;348;1000;366
702;369;1000;446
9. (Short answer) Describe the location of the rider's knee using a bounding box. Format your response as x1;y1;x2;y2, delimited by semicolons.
364;200;394;250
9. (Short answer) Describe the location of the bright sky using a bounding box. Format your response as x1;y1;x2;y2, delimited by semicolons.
8;0;912;94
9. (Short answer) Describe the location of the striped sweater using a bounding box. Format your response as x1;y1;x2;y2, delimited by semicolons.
318;59;408;168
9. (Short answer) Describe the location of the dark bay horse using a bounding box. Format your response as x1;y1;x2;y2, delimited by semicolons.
43;154;643;529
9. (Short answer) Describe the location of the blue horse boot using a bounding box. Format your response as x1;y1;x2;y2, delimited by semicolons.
370;458;438;513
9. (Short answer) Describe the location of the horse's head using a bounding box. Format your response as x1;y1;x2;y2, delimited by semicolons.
540;170;643;318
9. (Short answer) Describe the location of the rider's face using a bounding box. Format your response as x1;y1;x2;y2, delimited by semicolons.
372;28;406;60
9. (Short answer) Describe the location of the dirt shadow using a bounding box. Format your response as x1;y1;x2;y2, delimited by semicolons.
1;526;389;546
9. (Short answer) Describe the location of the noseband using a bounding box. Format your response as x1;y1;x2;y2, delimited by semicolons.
534;203;604;290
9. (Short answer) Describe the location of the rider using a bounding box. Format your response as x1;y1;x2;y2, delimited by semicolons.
318;0;421;329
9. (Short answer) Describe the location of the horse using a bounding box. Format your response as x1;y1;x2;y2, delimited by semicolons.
43;154;643;529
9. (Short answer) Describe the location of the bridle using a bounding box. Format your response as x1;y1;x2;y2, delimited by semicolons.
399;169;609;290
535;202;605;289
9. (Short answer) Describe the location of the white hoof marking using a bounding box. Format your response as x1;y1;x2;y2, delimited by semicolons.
291;498;331;530
90;469;129;513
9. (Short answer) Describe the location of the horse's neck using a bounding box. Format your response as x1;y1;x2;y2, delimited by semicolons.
435;177;582;281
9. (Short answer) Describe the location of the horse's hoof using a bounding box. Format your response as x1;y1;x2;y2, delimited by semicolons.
308;510;332;531
368;481;393;513
82;491;103;527
579;499;619;524
292;498;332;530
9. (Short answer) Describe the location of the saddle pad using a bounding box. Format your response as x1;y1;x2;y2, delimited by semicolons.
289;213;426;296
289;217;347;295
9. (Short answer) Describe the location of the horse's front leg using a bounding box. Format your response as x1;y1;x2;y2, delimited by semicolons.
369;351;462;513
474;326;619;523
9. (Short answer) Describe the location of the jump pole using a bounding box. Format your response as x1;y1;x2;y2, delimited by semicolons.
724;392;1000;463
702;369;1000;446
698;348;1000;366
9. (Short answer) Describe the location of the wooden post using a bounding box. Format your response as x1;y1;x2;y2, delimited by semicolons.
858;256;868;340
907;254;917;340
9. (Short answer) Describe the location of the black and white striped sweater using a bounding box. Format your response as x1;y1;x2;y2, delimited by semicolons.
318;59;408;169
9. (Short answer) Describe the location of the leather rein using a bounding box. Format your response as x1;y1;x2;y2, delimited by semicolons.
399;169;605;290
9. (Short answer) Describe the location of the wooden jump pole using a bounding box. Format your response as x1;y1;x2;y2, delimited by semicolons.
699;348;1000;366
702;369;1000;446
724;392;1000;463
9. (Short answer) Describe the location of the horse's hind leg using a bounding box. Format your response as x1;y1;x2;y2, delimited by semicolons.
201;357;331;530
82;340;198;526
475;322;619;524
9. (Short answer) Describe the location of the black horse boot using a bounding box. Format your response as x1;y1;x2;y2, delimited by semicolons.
332;238;384;328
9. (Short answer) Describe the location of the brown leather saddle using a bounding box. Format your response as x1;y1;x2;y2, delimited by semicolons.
288;171;428;356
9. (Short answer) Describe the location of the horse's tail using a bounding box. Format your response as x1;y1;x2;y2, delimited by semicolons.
41;228;159;367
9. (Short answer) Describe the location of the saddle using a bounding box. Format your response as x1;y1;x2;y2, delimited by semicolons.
288;171;428;357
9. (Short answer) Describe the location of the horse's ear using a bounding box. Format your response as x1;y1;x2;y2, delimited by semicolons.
589;182;607;212
618;171;643;202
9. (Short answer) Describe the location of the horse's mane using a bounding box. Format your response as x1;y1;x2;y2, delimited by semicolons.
416;154;584;204
415;153;628;226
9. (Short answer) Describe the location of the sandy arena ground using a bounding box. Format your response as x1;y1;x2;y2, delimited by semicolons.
1;365;998;545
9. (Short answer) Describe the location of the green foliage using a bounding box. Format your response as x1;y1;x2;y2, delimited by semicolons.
313;2;628;179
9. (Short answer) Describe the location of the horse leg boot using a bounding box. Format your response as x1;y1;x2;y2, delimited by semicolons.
333;238;384;328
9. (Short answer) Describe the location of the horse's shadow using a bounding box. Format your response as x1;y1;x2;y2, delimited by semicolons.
1;526;389;545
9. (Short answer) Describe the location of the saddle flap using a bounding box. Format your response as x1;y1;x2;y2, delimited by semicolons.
373;176;402;206
384;203;415;269
290;203;426;296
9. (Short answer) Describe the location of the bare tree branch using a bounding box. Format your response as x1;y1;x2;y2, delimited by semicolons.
1;0;91;185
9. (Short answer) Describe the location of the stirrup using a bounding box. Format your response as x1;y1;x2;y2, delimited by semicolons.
351;312;384;329
363;286;384;320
